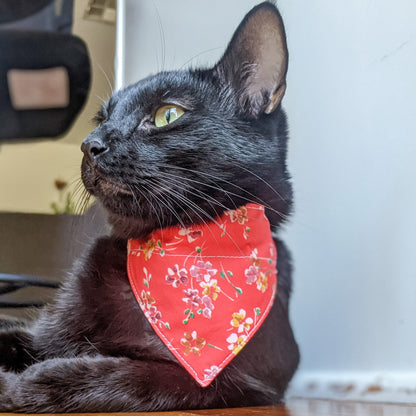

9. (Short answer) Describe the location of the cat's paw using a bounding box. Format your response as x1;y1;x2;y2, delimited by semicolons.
0;369;17;411
0;328;35;371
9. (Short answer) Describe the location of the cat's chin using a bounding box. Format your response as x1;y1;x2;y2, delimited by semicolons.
106;211;158;240
103;199;233;240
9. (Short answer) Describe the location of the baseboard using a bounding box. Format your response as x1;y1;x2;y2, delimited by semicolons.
286;371;416;404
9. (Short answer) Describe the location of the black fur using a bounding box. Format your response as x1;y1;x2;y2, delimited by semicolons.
0;2;299;412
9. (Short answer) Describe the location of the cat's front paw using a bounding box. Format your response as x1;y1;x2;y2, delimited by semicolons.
0;369;17;411
0;328;35;371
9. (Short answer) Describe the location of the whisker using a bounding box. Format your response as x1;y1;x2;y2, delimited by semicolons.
127;184;141;217
154;3;166;71
157;184;225;248
95;94;108;106
81;193;92;215
96;62;114;93
158;169;237;210
228;161;289;207
159;185;244;255
157;172;231;215
135;183;165;234
141;179;188;230
180;47;223;70
72;192;86;214
159;163;260;201
158;165;289;221
75;190;91;216
71;178;92;216
153;175;222;225
72;186;85;214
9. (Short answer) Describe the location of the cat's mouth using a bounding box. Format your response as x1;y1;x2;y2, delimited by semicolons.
95;176;132;196
81;159;132;199
86;174;134;202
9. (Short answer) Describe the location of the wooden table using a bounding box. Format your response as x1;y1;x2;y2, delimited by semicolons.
2;399;416;416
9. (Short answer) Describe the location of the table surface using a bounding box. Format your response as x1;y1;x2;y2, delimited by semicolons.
2;399;416;416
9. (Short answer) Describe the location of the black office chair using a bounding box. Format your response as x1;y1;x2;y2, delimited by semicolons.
0;273;59;308
0;0;91;140
0;1;92;312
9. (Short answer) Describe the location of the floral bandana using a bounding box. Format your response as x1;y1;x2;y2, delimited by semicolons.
127;203;277;387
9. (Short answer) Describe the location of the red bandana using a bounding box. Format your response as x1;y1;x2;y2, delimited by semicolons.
127;203;277;387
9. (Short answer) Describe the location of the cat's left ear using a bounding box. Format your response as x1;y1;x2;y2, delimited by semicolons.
215;2;288;117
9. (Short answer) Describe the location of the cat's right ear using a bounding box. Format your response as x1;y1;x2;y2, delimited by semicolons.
214;2;288;117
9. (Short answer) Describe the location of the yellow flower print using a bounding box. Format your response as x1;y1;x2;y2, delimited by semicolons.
226;333;247;355
249;248;262;268
142;237;165;259
200;279;220;301
181;330;206;356
230;309;253;333
226;206;248;224
256;272;268;293
140;290;155;307
143;238;156;260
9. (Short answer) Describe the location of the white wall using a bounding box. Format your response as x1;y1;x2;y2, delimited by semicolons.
118;0;416;401
279;1;416;401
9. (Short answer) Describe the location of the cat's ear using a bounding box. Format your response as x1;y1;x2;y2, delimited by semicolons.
215;2;288;117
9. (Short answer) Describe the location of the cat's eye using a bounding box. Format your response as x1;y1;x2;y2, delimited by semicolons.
154;105;185;128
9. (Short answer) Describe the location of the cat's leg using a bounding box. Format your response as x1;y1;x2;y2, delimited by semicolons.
0;355;223;413
0;299;299;413
0;370;17;411
0;318;36;372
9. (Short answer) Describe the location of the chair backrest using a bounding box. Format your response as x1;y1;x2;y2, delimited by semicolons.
0;0;90;140
0;0;73;33
0;30;91;140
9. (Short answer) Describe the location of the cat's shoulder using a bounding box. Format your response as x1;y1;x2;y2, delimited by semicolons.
34;236;131;346
77;236;127;275
57;236;129;299
90;236;127;258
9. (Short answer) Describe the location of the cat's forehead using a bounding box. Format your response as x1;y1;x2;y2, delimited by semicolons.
109;70;209;112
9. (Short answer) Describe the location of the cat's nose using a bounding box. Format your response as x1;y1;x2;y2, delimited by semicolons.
81;135;108;161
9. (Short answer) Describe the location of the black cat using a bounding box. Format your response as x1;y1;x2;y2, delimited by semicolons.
0;2;299;412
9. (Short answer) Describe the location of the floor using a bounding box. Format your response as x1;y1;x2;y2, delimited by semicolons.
2;399;416;416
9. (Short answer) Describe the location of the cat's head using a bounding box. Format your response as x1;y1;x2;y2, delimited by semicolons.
81;1;292;239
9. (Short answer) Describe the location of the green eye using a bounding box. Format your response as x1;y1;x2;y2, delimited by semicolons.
155;105;185;127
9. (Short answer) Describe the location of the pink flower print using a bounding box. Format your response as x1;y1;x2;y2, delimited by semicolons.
165;264;189;288
204;365;220;381
182;288;202;309
178;227;203;243
146;305;162;324
226;206;248;224
226;333;247;355
201;295;214;318
245;265;259;284
181;331;206;356
230;309;253;333
190;260;217;283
